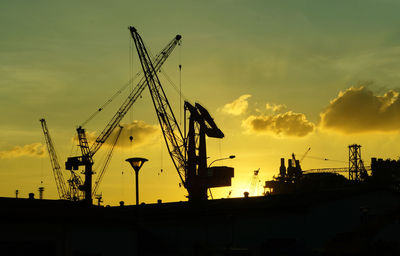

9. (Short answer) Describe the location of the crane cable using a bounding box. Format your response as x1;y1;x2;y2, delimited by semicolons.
146;43;189;101
307;155;347;163
129;34;134;146
179;40;182;125
80;35;142;130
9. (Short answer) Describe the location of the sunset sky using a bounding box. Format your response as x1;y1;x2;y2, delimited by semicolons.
2;0;400;205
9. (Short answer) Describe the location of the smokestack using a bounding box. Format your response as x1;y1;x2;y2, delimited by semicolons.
287;159;294;178
295;160;301;169
280;158;286;177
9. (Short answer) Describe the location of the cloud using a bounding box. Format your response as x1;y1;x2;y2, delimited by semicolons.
320;86;400;133
83;120;159;149
266;103;287;112
0;143;45;159
222;94;251;116
242;111;314;137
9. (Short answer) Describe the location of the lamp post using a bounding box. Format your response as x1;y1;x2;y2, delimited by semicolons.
208;155;235;168
126;157;148;205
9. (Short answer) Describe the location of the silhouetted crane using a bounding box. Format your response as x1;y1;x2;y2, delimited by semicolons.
129;26;234;201
65;33;182;204
40;118;83;201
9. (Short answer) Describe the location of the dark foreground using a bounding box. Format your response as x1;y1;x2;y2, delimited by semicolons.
1;186;400;256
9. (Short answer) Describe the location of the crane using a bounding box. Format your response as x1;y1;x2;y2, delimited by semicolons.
129;26;234;201
185;101;230;200
249;168;260;196
40;118;83;201
65;33;182;204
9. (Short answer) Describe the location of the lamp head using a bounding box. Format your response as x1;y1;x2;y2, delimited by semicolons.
126;157;148;172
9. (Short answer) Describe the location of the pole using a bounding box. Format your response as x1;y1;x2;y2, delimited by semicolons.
135;170;139;206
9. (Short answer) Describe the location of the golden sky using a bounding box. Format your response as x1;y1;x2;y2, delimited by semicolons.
2;0;400;205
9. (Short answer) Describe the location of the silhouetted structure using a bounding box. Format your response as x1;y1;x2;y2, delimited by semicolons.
40;119;81;201
279;158;286;178
38;187;44;200
129;27;234;201
349;144;367;181
63;33;182;205
371;157;400;188
95;193;103;206
1;187;400;255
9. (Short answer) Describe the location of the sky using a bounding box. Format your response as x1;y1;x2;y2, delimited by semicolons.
1;0;400;205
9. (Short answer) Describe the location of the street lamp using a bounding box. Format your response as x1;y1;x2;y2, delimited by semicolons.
126;157;148;205
208;155;235;168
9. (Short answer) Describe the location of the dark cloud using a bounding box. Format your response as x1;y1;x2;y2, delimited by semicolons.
0;143;45;159
242;111;314;137
320;86;400;133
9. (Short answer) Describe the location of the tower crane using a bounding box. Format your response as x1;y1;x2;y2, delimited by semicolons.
40;118;83;201
129;26;234;201
65;33;182;204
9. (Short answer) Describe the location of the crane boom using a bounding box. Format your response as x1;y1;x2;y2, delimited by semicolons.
40;118;70;200
129;26;186;185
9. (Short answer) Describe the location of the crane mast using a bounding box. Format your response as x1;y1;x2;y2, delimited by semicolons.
65;33;182;203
